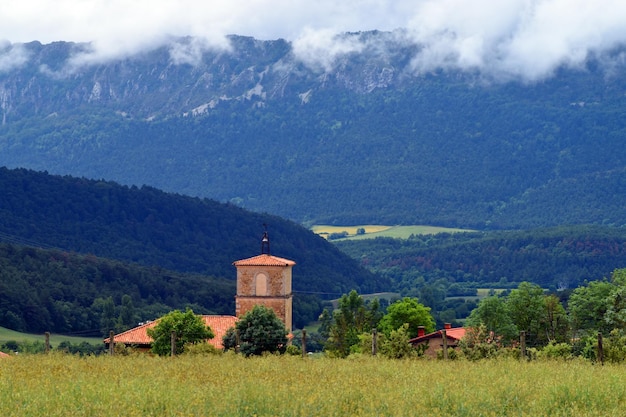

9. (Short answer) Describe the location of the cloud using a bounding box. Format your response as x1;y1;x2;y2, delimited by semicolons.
1;0;626;81
292;29;367;72
404;0;626;80
0;42;31;73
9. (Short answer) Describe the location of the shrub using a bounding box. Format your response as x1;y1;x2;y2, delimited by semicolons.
537;342;572;361
380;324;417;359
604;330;626;363
285;345;302;356
183;342;222;356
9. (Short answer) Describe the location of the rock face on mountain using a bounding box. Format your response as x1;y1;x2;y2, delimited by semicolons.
1;33;626;229
0;33;414;120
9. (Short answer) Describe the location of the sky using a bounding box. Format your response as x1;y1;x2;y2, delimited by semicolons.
2;0;626;80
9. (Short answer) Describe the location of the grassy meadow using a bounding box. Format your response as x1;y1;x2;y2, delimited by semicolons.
311;224;474;240
1;353;625;416
0;326;101;347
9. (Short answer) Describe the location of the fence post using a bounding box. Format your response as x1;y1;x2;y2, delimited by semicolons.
442;329;448;360
372;328;378;356
520;331;526;361
170;331;176;357
598;332;604;366
302;329;307;358
109;330;115;356
44;332;50;354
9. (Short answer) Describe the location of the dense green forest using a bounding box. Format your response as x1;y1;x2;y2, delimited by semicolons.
1;36;626;228
0;167;382;292
0;167;386;334
337;226;626;291
336;225;626;325
0;243;235;336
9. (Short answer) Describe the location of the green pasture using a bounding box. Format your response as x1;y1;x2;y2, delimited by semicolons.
1;353;625;416
446;288;508;302
0;326;102;347
312;224;474;240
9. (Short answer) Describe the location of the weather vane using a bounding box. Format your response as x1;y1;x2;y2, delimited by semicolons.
261;223;270;255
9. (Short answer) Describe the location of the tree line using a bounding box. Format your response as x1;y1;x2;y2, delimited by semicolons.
113;267;626;362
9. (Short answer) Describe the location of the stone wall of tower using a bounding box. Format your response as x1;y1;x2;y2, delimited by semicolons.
235;264;293;330
236;265;292;297
235;296;292;331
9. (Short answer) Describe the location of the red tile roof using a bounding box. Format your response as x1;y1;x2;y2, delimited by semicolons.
233;254;296;267
104;315;238;350
409;327;467;344
0;351;11;358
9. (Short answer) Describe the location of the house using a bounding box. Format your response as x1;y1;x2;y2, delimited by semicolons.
103;315;237;352
0;351;10;358
104;228;296;352
409;323;466;358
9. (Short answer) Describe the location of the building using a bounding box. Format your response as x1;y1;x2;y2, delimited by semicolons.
408;323;466;358
103;315;237;351
104;228;296;350
232;229;296;331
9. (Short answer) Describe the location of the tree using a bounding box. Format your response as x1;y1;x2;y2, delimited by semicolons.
604;269;626;332
542;294;569;343
569;279;613;336
506;282;546;345
466;295;517;344
146;308;214;356
418;282;446;313
229;305;288;356
324;290;381;357
117;294;136;332
98;296;118;337
380;323;417;359
317;308;333;339
378;297;435;338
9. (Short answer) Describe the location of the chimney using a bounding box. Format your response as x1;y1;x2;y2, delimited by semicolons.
417;326;425;337
444;323;451;330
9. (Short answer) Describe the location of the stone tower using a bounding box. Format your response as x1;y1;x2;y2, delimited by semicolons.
233;229;295;330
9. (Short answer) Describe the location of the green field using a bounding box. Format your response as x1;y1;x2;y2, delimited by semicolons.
311;224;474;240
0;326;102;347
0;353;624;416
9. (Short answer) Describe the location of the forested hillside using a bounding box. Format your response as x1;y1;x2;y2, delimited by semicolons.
0;167;386;333
1;34;626;228
337;226;626;292
0;243;235;336
334;225;626;326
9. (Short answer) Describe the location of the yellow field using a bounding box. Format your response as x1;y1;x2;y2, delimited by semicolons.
1;353;625;416
311;224;392;236
311;225;474;240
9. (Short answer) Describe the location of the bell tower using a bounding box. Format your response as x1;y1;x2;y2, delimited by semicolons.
233;227;295;330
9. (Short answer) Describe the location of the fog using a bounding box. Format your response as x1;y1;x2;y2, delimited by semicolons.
2;0;626;80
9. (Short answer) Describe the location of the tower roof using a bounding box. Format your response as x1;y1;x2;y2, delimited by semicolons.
233;254;295;267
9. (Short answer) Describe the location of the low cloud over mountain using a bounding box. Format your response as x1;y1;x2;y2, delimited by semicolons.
2;0;626;81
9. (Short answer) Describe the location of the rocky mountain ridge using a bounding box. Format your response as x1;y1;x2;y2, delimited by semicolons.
1;32;626;228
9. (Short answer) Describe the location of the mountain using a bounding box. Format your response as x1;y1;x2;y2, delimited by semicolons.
0;167;386;333
1;33;626;228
